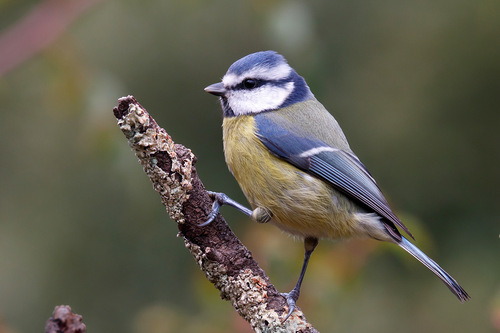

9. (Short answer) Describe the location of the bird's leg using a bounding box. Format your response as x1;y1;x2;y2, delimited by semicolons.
281;237;319;322
200;191;254;226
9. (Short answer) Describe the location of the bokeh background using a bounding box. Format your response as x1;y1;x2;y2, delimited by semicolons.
0;0;499;332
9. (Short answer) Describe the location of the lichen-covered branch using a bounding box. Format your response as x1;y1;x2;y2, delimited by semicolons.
113;96;318;333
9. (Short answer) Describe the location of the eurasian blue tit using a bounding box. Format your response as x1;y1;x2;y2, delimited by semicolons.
203;51;469;321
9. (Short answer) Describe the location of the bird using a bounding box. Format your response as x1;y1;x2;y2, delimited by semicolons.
203;50;470;321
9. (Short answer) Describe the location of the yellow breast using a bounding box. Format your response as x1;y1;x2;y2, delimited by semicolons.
222;115;360;239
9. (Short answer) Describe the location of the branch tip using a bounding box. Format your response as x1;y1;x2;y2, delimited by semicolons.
45;305;86;333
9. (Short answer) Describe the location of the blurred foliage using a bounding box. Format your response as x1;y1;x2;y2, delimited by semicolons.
0;0;499;332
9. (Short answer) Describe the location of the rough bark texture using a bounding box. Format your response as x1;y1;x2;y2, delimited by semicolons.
112;95;318;332
45;305;86;333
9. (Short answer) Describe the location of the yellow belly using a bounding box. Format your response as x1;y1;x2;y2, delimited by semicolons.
223;115;362;239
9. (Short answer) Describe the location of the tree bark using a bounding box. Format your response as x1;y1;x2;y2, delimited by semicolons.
45;305;86;333
112;95;318;332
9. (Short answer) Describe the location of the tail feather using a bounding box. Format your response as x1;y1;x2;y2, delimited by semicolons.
398;236;470;302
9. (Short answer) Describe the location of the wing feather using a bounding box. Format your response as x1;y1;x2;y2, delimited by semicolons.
255;113;413;240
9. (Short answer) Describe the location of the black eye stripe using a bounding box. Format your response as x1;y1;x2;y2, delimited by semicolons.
234;78;263;90
233;77;291;91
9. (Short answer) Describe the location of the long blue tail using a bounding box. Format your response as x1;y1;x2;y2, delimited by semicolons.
398;236;470;302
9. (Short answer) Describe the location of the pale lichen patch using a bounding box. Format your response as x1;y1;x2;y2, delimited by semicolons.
117;102;193;224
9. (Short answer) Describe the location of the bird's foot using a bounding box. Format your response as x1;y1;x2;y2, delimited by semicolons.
199;191;252;226
280;288;300;323
199;191;222;226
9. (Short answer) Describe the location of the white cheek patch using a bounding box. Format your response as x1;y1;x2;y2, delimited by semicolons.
223;63;292;87
228;82;294;115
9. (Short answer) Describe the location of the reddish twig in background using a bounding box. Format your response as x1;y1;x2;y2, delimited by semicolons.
0;0;103;78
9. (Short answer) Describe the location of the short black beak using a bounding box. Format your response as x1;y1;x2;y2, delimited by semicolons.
204;82;226;97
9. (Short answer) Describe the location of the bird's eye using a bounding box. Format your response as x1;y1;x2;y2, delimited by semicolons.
243;79;257;89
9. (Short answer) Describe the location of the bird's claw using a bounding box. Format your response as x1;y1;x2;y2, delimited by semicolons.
199;191;253;227
280;289;299;323
199;191;222;226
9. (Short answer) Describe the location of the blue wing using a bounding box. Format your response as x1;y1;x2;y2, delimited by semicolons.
255;113;413;241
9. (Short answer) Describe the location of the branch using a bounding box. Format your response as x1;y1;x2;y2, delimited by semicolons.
45;305;86;333
112;96;319;332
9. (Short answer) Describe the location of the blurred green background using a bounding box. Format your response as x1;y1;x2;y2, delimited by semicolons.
0;0;499;332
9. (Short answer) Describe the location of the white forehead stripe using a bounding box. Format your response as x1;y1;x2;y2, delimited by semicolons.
223;63;292;87
299;147;337;158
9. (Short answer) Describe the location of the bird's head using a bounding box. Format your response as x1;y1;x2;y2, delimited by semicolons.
205;51;314;117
